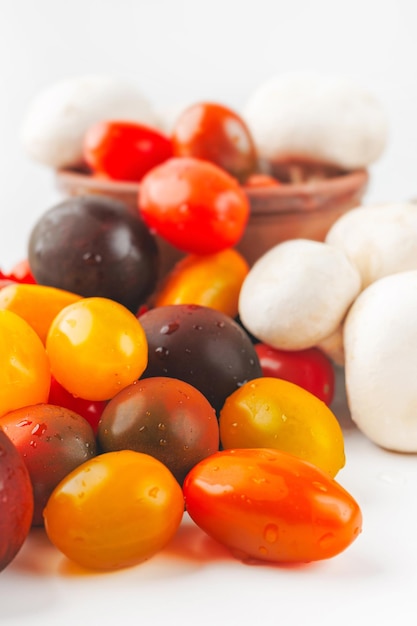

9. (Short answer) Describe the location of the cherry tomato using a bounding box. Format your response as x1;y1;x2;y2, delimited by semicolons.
48;376;106;433
0;283;82;344
0;404;96;525
172;102;258;182
0;430;34;571
46;297;148;401
138;157;250;255
83;120;173;182
98;377;219;484
44;450;184;570
154;248;249;318
0;310;50;418
244;173;282;188
9;259;36;283
219;377;344;477
255;344;335;405
183;448;362;564
139;304;262;415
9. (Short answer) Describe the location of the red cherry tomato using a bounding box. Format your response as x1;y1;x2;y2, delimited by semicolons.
83;120;173;182
138;157;250;255
254;344;335;405
244;173;282;188
183;448;362;564
172;102;258;182
48;376;107;433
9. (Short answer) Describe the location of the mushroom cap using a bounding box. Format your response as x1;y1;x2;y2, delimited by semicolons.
326;202;417;289
238;238;361;350
344;270;417;451
20;75;158;169
242;72;388;170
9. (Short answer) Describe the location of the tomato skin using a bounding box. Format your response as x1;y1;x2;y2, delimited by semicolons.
219;377;344;477
138;157;250;255
83;120;173;182
244;173;281;188
255;344;335;405
0;404;97;525
98;377;219;484
172;102;258;183
183;448;362;564
46;297;148;401
0;310;50;418
154;248;249;318
44;450;184;570
48;376;106;433
0;430;34;571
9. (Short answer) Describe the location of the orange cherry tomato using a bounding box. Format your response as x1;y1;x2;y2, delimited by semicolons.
244;173;282;188
83;120;173;182
0;309;50;418
46;297;148;401
0;283;82;344
44;450;184;570
183;448;362;564
219;377;344;477
154;248;249;318
138;157;250;255
172;102;258;182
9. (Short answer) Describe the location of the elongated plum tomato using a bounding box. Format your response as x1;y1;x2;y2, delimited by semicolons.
183;448;362;564
138;157;250;255
44;450;184;570
46;297;148;401
254;344;335;405
0;310;50;418
219;377;344;477
0;403;96;525
171;102;258;183
83;120;173;182
154;248;249;318
0;430;34;571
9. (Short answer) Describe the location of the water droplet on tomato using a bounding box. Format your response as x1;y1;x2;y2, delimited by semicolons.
263;523;279;543
160;322;179;335
318;533;335;549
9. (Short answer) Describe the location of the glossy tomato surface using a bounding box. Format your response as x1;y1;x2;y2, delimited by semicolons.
172;102;257;182
138;157;250;255
44;450;184;570
139;304;262;414
84;120;173;182
46;297;148;401
0;430;34;571
48;376;107;433
219;377;344;477
255;344;335;405
183;448;362;564
0;309;50;418
98;377;219;484
154;248;249;318
0;403;97;525
28;195;159;313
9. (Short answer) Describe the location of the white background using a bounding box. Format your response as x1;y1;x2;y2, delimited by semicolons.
1;1;417;624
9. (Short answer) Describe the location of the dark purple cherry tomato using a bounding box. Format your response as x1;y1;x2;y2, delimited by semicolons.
172;102;258;182
28;195;159;313
139;304;262;414
255;344;335;405
0;429;34;570
0;404;97;525
98;377;219;484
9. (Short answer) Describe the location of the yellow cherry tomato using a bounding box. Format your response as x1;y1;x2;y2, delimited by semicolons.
154;248;249;318
0;309;50;417
219;377;345;477
46;297;148;401
43;450;184;570
0;283;82;344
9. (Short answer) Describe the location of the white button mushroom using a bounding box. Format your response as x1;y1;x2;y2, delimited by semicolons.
344;270;417;451
20;75;159;169
238;239;361;350
325;202;417;289
242;72;388;172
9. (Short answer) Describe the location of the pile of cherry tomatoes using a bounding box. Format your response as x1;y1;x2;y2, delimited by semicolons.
0;100;362;574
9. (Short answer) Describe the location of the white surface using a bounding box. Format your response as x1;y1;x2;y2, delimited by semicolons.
1;1;417;624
